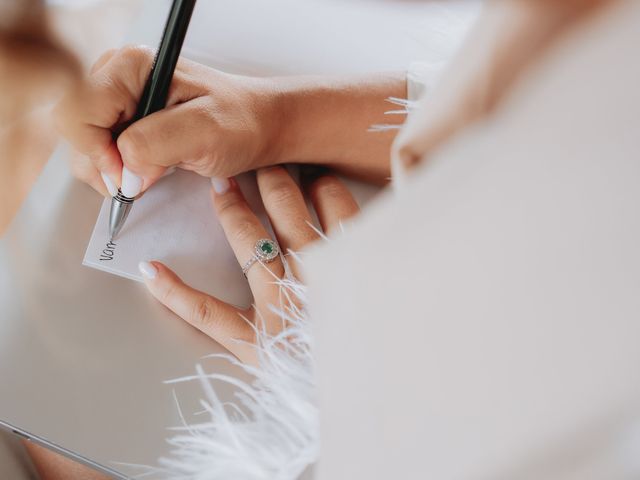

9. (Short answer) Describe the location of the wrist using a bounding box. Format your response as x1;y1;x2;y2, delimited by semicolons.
255;78;297;169
252;76;325;169
266;79;311;167
266;73;407;181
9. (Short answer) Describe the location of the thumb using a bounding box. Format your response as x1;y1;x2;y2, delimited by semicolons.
117;100;212;195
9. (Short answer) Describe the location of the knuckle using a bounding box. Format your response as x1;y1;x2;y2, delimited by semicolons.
89;48;117;74
158;281;178;306
117;46;155;86
119;44;153;63
190;297;218;328
264;181;299;208
312;176;345;199
215;193;244;217
231;219;259;244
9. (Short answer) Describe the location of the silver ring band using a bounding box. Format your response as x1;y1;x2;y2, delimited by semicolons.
242;238;280;277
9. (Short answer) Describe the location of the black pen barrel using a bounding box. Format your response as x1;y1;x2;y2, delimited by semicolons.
134;0;197;120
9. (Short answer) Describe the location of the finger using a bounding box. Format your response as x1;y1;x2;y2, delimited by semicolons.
84;170;111;198
256;167;319;254
116;99;213;190
87;50;124;189
89;48;117;75
210;177;285;302
54;46;158;185
138;261;256;362
306;174;359;234
66;152;110;197
56;120;123;186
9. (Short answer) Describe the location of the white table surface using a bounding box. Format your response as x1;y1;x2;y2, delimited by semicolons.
1;1;477;477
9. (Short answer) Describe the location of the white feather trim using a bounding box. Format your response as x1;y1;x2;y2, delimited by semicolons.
369;96;417;132
155;274;318;480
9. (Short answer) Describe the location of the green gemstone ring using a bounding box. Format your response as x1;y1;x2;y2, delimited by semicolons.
242;238;280;277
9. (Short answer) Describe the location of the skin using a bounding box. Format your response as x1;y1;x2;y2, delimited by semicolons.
54;46;406;196
23;442;111;480
0;0;79;233
143;167;359;366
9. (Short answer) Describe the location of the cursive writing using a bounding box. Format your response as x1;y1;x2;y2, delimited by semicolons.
99;241;117;261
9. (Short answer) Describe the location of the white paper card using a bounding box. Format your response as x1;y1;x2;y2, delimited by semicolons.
83;170;267;308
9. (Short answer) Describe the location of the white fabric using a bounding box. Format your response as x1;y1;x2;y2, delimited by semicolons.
406;61;445;102
307;2;640;479
183;0;478;76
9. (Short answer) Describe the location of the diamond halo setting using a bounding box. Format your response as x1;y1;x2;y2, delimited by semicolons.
242;238;280;277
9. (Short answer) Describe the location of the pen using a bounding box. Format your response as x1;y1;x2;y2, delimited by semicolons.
109;0;196;240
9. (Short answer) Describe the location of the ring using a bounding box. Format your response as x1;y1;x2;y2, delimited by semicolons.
242;238;280;277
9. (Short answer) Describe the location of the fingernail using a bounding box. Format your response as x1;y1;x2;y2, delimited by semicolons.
100;171;118;197
121;167;143;198
138;261;157;280
211;177;230;194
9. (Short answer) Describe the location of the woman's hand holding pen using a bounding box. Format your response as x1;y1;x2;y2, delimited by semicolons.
55;45;283;197
55;45;405;197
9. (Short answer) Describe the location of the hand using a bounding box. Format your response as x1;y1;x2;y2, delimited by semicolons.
54;46;281;197
137;167;359;365
55;45;406;197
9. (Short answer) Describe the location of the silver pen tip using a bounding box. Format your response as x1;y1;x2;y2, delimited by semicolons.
108;189;135;240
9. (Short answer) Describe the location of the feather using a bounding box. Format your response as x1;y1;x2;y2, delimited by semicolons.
157;273;318;480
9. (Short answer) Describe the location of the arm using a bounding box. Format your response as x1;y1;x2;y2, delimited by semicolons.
272;73;406;182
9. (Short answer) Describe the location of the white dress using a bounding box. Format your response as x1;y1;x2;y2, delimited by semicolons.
306;2;640;479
